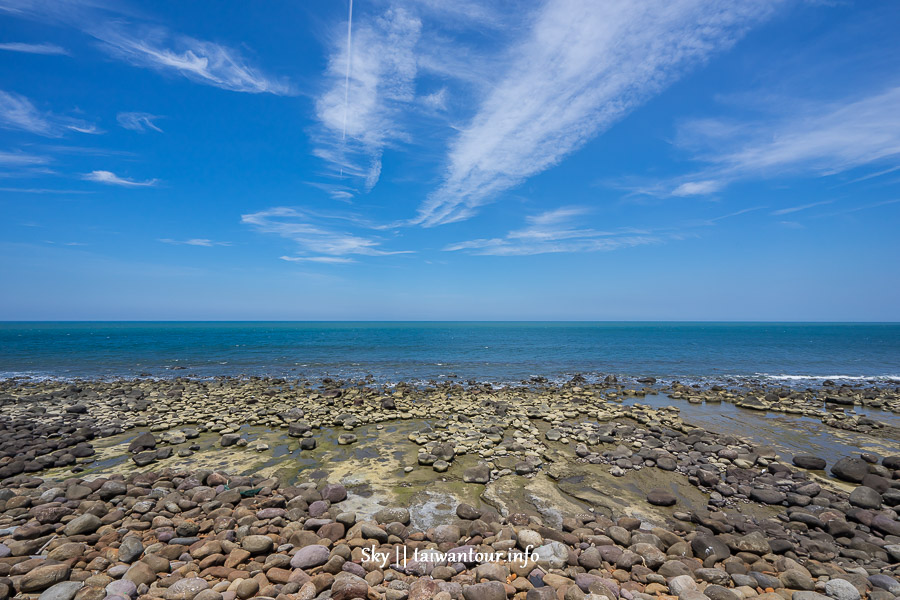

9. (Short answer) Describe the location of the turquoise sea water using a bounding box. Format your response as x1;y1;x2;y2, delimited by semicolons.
1;322;898;384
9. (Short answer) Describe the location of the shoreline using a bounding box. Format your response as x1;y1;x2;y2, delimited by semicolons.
1;376;898;600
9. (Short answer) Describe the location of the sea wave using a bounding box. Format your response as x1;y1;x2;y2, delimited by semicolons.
757;373;900;382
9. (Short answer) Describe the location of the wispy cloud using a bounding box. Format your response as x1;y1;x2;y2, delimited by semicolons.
415;0;779;226
770;200;833;216
117;111;163;132
0;89;99;136
312;6;421;196
241;206;410;260
83;170;157;187
89;23;295;95
159;238;230;247
444;206;660;256
0;187;91;194
0;41;68;55
280;255;356;264
665;85;900;196
0;150;49;166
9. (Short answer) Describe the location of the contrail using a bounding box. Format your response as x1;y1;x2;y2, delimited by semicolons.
341;0;354;141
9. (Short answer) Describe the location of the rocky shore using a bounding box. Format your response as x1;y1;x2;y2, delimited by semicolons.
0;376;898;600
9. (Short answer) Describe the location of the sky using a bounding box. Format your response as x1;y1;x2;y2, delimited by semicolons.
0;0;899;321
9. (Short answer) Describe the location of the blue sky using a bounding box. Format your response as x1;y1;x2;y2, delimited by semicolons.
1;0;899;320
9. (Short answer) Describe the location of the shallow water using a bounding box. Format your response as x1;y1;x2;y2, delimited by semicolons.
625;394;900;468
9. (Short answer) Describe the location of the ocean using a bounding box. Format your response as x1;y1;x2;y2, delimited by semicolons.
1;322;899;385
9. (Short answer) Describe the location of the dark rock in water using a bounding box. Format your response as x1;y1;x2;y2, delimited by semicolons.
456;503;482;520
299;438;317;450
883;455;900;470
288;422;311;437
646;489;676;506
132;451;156;467
831;457;869;482
220;433;241;447
793;455;826;470
848;486;882;509
127;432;156;453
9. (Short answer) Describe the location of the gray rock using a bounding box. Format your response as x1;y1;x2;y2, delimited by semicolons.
463;463;491;484
868;575;900;595
373;507;410;525
106;579;138;599
165;578;209;600
63;513;102;536
668;575;698;597
118;536;144;563
848;486;881;509
793;455;826;470
532;541;569;570
290;544;331;569
463;581;507;600
38;581;83;600
241;534;273;554
824;579;860;600
831;458;869;483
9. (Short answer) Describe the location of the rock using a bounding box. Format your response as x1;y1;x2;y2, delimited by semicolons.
824;579;860;600
128;432;156;453
780;570;816;591
848;486;881;509
105;580;137;599
750;487;786;504
533;541;569;570
730;531;770;555
793;455;826;470
373;507;410;525
322;483;347;502
118;536;144;563
63;513;101;536
241;534;273;554
647;489;677;506
290;545;331;569
831;458;869;483
38;581;83;600
331;572;368;600
463;463;491;484
463;581;507;600
19;564;71;593
165;578;209;600
868;575;900;595
668;575;698;597
220;433;241;447
456;503;482;520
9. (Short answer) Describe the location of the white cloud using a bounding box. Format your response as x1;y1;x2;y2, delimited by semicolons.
421;87;448;111
415;0;779;226
0;150;49;166
83;170;157;187
671;85;900;195
159;238;230;247
117;111;163;132
671;179;724;197
241;206;411;259
0;41;68;55
312;6;421;195
280;255;356;264
89;23;294;95
770;200;833;216
445;206;659;256
0;89;99;136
